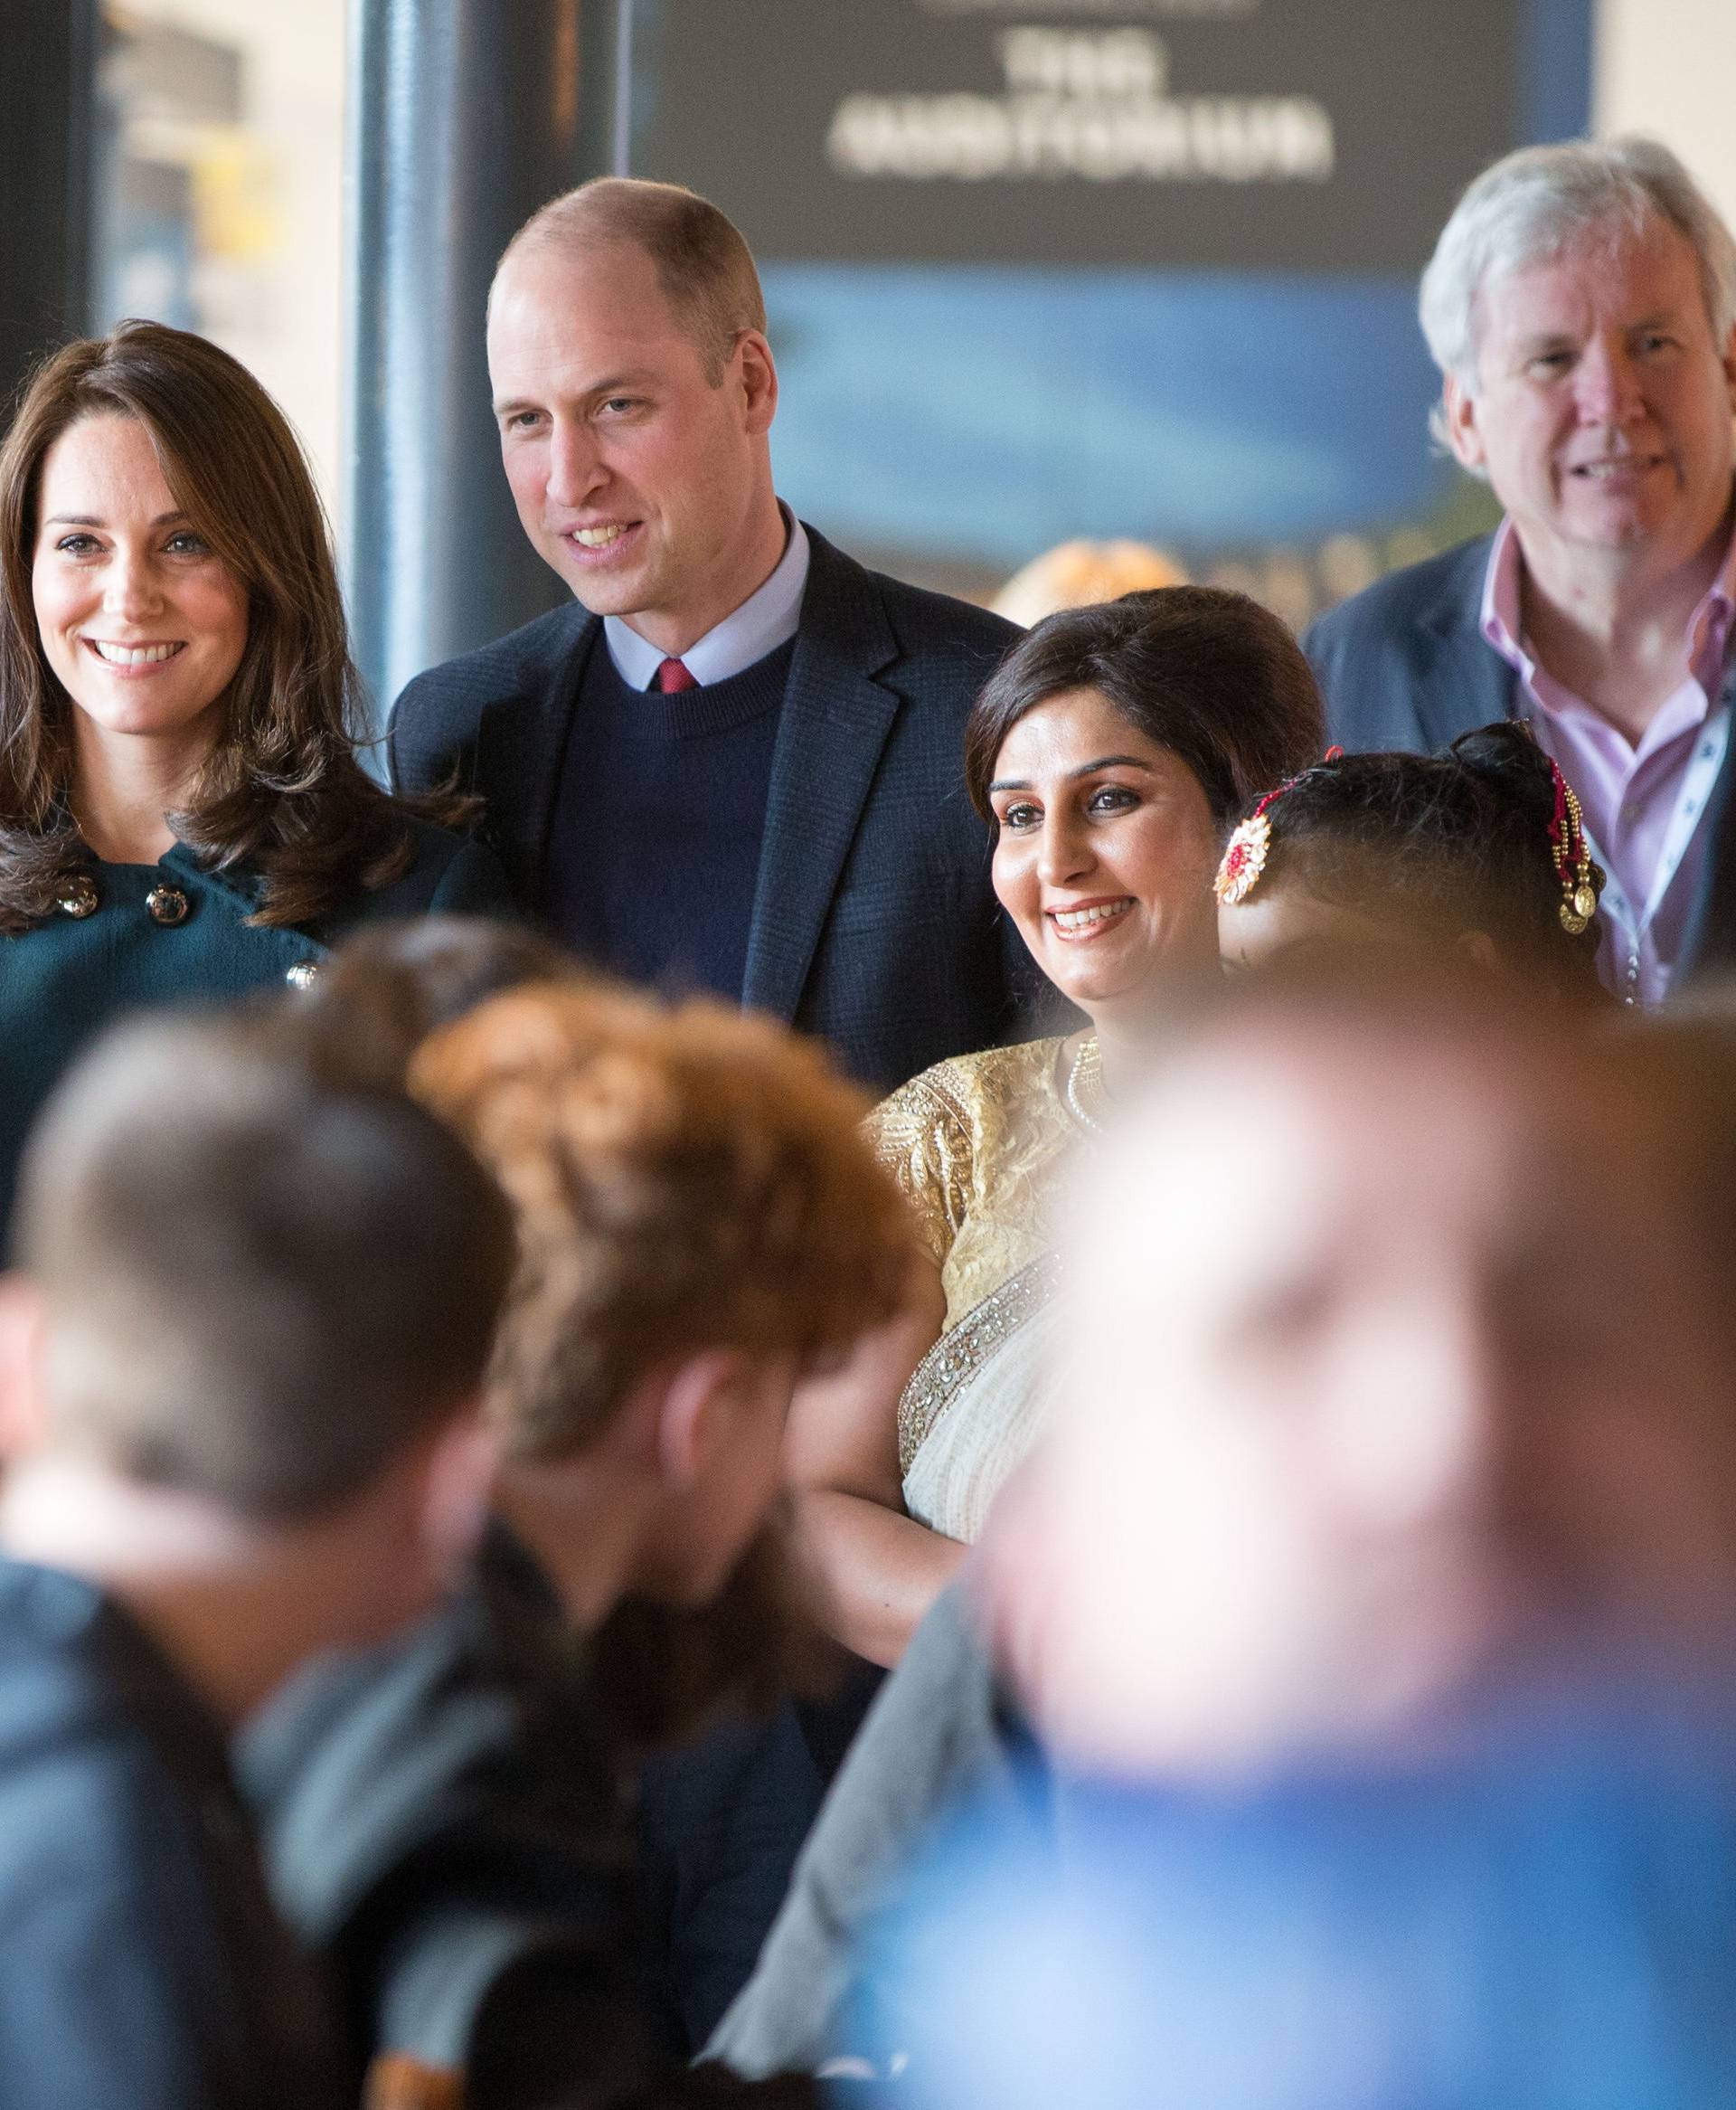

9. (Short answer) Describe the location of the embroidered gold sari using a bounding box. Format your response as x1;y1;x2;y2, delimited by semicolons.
864;1038;1075;1543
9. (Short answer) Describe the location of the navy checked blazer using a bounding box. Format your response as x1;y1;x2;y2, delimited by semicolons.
1304;532;1736;986
388;525;1033;1093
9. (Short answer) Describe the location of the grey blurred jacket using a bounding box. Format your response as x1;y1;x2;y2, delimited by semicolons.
241;1528;817;2107
707;1584;1027;2080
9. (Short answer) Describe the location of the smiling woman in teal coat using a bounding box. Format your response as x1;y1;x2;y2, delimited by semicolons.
0;320;513;1233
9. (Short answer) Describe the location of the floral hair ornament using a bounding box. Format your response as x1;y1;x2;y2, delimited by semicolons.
1545;758;1601;935
1213;754;1340;907
1213;809;1274;906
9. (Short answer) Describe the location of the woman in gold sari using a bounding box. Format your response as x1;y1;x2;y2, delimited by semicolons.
788;586;1326;1665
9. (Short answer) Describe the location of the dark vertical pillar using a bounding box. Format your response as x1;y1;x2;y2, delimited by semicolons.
344;0;632;731
0;0;98;412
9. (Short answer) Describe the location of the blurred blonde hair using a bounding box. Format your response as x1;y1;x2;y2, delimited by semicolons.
992;538;1186;627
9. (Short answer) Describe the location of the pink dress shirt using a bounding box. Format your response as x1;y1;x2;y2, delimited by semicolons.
1479;518;1736;1003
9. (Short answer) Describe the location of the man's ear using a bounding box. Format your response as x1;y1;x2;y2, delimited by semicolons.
0;1276;49;1462
733;329;778;436
655;1349;747;1491
412;1407;498;1579
1441;373;1484;473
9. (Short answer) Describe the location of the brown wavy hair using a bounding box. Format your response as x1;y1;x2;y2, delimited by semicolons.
0;320;438;932
410;980;913;1462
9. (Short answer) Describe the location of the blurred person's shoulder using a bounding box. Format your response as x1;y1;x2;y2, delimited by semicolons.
0;1556;348;2104
0;1556;199;1775
242;1521;619;1949
865;1701;1736;2110
0;1558;242;1963
0;1558;245;1881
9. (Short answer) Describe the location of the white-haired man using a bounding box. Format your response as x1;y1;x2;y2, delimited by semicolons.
1307;137;1736;1003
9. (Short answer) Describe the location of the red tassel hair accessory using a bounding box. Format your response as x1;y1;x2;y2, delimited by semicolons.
1545;759;1600;935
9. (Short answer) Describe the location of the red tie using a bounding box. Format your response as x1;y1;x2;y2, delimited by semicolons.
655;658;698;694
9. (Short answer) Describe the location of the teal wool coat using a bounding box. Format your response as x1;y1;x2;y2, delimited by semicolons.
0;818;513;1244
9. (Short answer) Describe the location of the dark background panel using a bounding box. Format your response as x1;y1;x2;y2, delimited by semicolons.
0;0;98;410
632;0;1518;272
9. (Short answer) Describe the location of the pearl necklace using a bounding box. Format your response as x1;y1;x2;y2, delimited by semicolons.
1063;1034;1104;1134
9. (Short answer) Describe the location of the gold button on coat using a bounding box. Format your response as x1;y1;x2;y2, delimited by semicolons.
285;960;319;989
57;875;99;918
146;885;191;927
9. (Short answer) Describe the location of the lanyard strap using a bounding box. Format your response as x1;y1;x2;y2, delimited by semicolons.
1583;701;1731;951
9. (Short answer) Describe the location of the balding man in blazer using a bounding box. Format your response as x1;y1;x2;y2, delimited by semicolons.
389;175;1028;1093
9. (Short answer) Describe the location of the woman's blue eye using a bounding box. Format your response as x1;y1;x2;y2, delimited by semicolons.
55;534;100;555
165;532;209;554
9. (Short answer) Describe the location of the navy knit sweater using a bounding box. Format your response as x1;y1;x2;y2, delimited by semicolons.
543;631;797;1001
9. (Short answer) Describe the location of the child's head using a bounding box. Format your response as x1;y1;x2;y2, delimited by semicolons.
282;914;581;1091
410;981;913;1610
0;1012;515;1655
1215;724;1607;1000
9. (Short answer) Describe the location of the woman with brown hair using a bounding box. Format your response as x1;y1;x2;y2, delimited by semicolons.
787;585;1326;1668
0;318;511;1225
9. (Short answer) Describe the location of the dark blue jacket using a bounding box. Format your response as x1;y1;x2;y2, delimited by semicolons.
1303;534;1736;982
0;1557;345;2110
0;816;512;1244
387;527;1032;1093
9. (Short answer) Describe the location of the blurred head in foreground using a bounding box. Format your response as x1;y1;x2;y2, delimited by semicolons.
0;1013;514;1713
411;981;911;1625
859;970;1736;2104
282;913;580;1088
988;962;1736;1778
1215;724;1608;1000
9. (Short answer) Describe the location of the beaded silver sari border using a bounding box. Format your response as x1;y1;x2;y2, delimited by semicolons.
897;1254;1059;1477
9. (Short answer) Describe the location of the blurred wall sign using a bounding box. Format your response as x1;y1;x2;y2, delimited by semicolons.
635;0;1517;269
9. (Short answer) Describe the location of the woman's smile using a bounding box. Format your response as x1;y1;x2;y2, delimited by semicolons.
82;637;188;670
1047;894;1136;939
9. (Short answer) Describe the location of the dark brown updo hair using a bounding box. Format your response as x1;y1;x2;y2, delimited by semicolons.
1235;721;1607;998
964;586;1326;828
